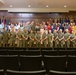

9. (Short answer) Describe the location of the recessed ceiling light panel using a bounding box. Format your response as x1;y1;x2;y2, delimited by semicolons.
10;5;12;7
46;5;49;7
64;5;67;7
28;5;31;7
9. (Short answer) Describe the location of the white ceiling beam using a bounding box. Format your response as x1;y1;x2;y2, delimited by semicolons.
0;8;76;12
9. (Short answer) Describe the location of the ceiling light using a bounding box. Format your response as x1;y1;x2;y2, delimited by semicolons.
64;5;67;7
28;5;31;7
46;5;49;7
10;5;12;7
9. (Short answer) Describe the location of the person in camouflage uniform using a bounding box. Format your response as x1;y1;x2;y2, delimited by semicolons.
64;29;70;48
22;27;28;47
53;30;59;48
58;29;64;48
35;31;41;47
47;30;54;48
0;31;3;47
16;29;23;47
70;31;76;48
8;27;16;47
29;30;35;47
2;28;8;47
40;31;48;48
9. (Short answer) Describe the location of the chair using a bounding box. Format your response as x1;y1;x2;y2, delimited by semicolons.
24;50;41;55
41;48;53;50
0;55;19;71
44;55;66;72
67;55;76;72
74;50;76;55
27;48;40;50
59;50;75;56
20;55;42;71
42;50;58;56
14;47;27;51
0;50;8;55
0;69;4;75
0;47;7;50
66;48;76;50
8;50;24;55
54;48;66;51
53;48;59;51
49;70;76;75
7;69;46;75
58;48;66;50
7;47;15;50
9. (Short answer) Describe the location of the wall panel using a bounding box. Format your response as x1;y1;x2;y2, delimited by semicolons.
0;11;76;22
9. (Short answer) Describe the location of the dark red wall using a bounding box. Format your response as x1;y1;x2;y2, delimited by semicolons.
0;11;76;22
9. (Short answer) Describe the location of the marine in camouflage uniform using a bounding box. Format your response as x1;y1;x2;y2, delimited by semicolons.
40;32;48;48
58;29;64;48
22;27;28;47
70;31;76;48
16;29;23;47
29;30;35;47
0;32;3;47
53;30;59;48
64;29;70;48
8;27;16;47
47;30;54;48
2;28;8;47
35;31;41;47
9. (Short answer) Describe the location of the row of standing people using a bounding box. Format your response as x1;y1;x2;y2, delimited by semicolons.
0;27;76;48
